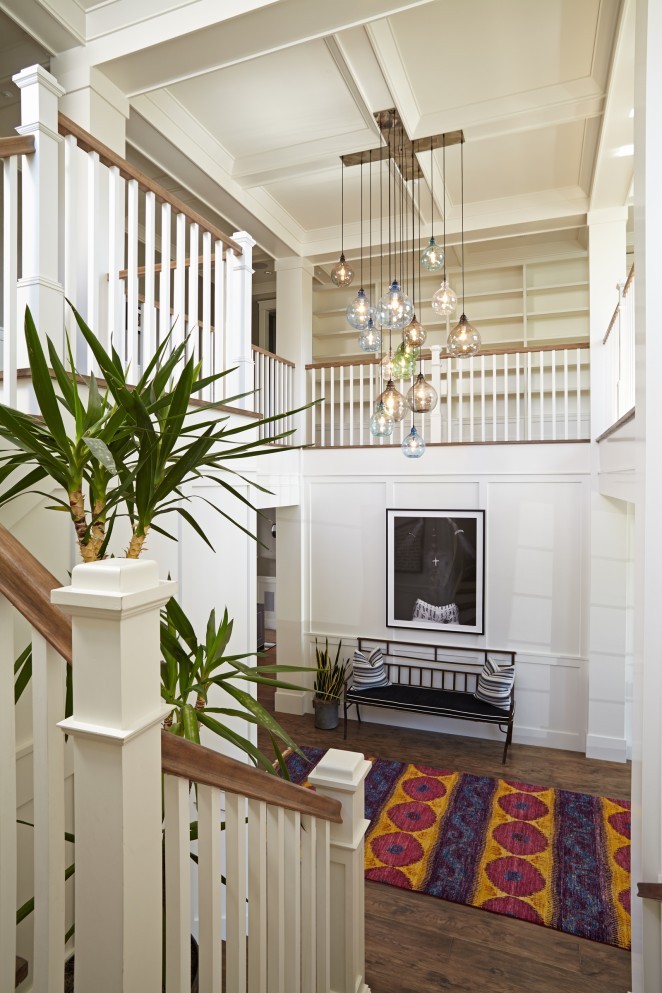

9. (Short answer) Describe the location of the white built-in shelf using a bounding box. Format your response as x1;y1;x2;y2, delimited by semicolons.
527;307;589;319
525;281;589;293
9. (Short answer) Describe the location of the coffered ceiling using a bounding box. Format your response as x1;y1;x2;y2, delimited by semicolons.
1;0;634;272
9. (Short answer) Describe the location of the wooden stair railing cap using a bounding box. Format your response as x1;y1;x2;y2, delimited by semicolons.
0;524;72;664
161;732;342;824
637;882;662;900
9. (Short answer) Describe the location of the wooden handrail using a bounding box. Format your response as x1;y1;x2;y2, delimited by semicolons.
161;732;342;823
637;882;662;900
58;112;242;257
0;524;72;664
623;263;635;297
306;340;590;370
251;344;295;368
603;302;620;345
0;135;35;158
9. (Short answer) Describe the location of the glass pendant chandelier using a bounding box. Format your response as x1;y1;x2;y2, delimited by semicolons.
407;372;438;413
359;318;381;352
402;424;426;458
378;378;406;421
391;340;419;380
376;279;414;330
420;139;444;273
404;314;426;348
346;160;375;331
448;139;480;357
370;399;394;437
330;160;354;287
431;135;458;317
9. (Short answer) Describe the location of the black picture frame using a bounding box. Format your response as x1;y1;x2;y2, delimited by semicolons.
386;509;485;634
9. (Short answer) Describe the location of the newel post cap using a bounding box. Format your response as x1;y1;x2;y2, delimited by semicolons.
52;558;176;616
308;748;371;792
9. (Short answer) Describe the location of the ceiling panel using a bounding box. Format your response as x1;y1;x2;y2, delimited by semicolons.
443;121;587;205
388;0;604;117
168;38;370;160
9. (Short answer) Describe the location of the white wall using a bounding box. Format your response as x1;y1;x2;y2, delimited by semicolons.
277;443;598;753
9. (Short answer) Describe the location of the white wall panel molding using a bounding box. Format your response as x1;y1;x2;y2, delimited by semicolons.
586;733;628;763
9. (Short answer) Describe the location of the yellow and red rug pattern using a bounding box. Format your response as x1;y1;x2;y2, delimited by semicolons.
287;747;631;950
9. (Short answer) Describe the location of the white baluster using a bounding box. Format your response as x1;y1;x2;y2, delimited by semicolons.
226;791;247;991
349;365;354;446
283;809;301;993
446;356;453;443
164;774;191;993
87;150;101;367
159;201;172;352
31;631;66;992
214;243;224;401
368;363;374;447
202;231;213;399
492;353;497;442
198;784;223;993
127;178;140;377
106;164;122;359
188;223;199;364
247;799;267;993
266;805;285;993
62;135;78;365
479;354;485;442
300;814;317;993
515;352;521;442
320;369;326;448
330;367;336;446
468;354;475;442
457;361;463;443
576;348;582;439
551;349;557;440
315;819;331;993
503;353;509;442
563;349;569;439
0;597;16;993
2;156;17;407
429;346;442;443
539;350;544;441
173;212;187;359
143;191;156;367
527;350;532;440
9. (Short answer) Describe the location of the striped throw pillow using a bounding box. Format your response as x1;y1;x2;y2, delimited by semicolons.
474;656;514;711
351;647;391;690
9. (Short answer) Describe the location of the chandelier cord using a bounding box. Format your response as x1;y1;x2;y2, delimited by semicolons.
360;158;363;290
430;136;434;243
442;134;447;282
461;138;465;313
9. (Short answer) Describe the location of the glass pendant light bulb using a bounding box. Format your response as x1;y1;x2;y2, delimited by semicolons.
447;313;481;357
407;373;438;413
376;280;414;330
346;288;374;330
370;400;394;437
391;340;420;380
404;314;427;348
420;237;444;273
358;319;381;353
402;425;426;458
330;253;354;288
432;279;458;316
378;379;406;421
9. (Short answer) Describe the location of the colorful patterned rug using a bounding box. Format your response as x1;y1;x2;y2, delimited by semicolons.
287;746;631;950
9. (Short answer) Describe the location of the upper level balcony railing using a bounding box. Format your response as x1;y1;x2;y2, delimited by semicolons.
306;342;590;448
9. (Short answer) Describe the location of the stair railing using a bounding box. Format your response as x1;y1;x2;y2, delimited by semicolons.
1;525;371;993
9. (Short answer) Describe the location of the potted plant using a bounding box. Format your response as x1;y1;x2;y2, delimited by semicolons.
313;638;349;730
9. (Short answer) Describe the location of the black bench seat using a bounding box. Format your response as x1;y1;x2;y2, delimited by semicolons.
343;638;516;763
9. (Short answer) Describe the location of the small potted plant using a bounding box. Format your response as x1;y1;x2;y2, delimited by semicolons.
313;638;349;730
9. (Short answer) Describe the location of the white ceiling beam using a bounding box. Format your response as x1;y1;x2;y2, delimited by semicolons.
590;0;635;210
0;0;84;54
68;0;436;97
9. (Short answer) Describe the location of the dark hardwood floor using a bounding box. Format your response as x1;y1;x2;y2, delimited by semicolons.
257;638;632;993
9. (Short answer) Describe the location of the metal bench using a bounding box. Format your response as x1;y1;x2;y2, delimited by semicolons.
343;638;516;764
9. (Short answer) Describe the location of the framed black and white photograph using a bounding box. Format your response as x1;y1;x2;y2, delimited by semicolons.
386;509;485;635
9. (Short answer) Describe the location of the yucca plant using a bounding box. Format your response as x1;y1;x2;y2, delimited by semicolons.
313;637;349;702
4;303;312;772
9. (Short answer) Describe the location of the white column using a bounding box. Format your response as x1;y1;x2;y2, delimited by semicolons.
275;255;315;436
308;748;372;993
228;230;256;408
13;65;65;366
274;499;308;716
51;62;130;155
53;560;175;993
632;0;662;988
587;206;628;437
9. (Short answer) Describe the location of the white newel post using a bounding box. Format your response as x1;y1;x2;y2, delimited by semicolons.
308;749;372;993
228;230;256;408
13;65;65;368
53;560;175;993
